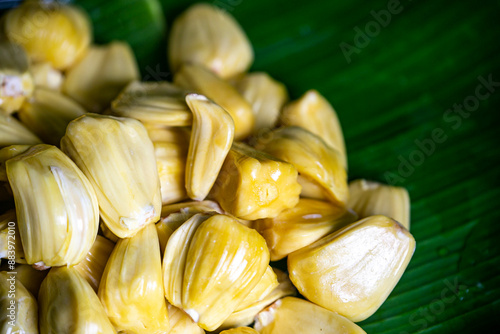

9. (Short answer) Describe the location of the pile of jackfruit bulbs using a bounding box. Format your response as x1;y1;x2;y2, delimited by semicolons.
0;1;415;333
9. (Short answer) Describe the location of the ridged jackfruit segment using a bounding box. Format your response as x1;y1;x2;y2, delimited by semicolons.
211;142;301;220
61;114;161;238
168;3;253;79
288;215;415;322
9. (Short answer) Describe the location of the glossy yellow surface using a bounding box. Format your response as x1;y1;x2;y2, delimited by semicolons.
0;271;38;334
5;0;91;70
163;214;270;331
111;81;192;127
254;297;366;334
174;64;254;140
288;215;415;322
254;198;357;261
39;267;116;334
0;113;41;147
168;3;253;79
256;126;348;206
235;72;288;133
6;144;99;267
154;141;188;205
74;235;115;292
211;142;301;220
61;114;162;238
185;94;234;201
281;90;347;169
99;223;169;333
348;179;410;230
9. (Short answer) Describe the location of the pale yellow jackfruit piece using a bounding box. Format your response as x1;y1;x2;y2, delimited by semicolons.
111;81;192;127
288;215;416;322
185;94;234;200
5;0;91;70
211;142;301;220
168;3;253;79
39;267;117;334
155;141;188;205
296;174;329;201
144;124;191;144
99;223;169;333
61;114;162;238
220;328;258;334
255;126;348;206
174;64;254;140
30;62;64;91
74;235;115;292
254;297;366;334
0;271;38;334
254;199;357;261
236;266;278;312
236;72;288;133
0;42;34;114
281;90;347;169
157;201;222;254
220;268;296;329
18;87;86;145
8;263;48;298
163;214;270;331
348;179;411;230
63;42;139;113
0;113;41;147
0;145;32;181
6;144;99;268
167;304;205;334
0;210;26;264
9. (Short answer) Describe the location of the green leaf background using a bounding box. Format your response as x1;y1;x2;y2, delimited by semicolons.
68;0;500;331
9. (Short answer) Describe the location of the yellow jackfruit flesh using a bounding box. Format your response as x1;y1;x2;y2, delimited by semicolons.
61;114;161;238
235;72;288;133
5;0;91;70
254;198;357;261
18;87;86;145
185;94;234;200
38;266;116;334
63;42;139;113
5;263;48;298
220;268;296;329
174;64;254;140
99;223;169;333
348;179;410;230
0;113;41;147
157;201;222;254
0;41;34;114
167;304;205;334
211;142;301;220
0;271;38;334
74;235;115;292
163;214;270;331
255;126;348;206
281;90;347;169
111;81;192;127
155;141;188;205
0;210;26;264
6;144;99;268
168;3;253;79
288;215;415;322
254;297;366;334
